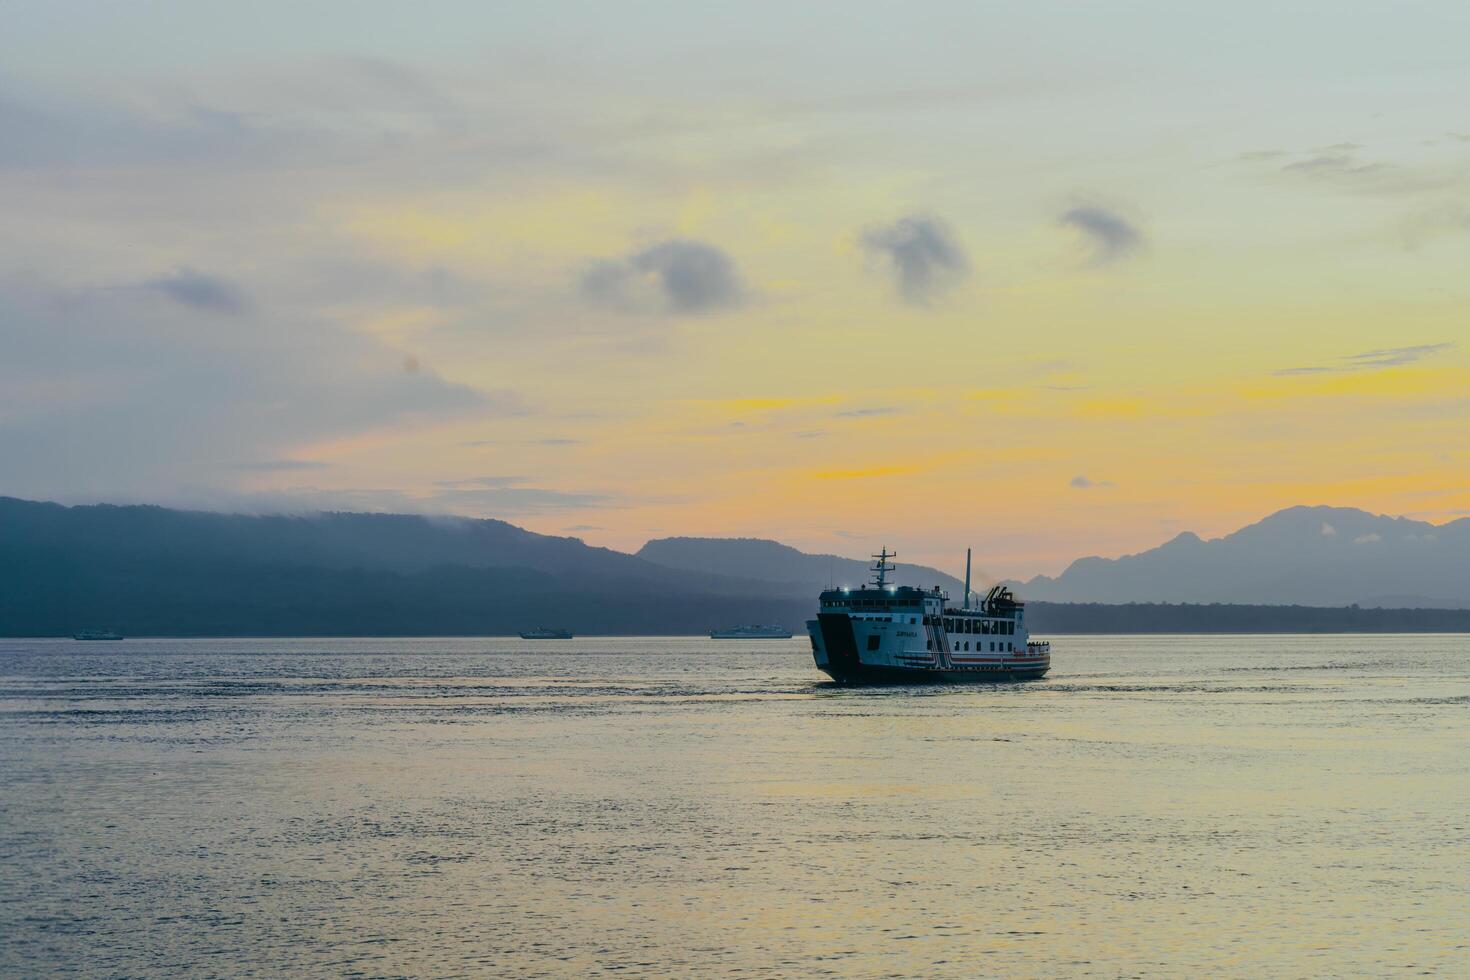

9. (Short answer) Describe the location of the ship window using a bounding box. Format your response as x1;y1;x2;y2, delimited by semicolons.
990;642;996;652
922;615;931;626
926;640;932;650
909;617;916;625
1007;622;1015;635
866;635;881;651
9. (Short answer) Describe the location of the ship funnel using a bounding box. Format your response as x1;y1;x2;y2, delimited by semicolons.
963;548;972;610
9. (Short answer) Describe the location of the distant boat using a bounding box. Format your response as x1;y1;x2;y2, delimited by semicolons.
709;624;793;639
73;630;124;641
519;627;573;639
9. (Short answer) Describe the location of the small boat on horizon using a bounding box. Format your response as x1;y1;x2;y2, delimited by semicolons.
709;624;794;639
73;630;124;641
519;627;574;639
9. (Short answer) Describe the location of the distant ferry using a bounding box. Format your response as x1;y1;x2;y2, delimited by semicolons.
519;627;573;639
73;630;124;641
709;624;794;639
807;549;1050;684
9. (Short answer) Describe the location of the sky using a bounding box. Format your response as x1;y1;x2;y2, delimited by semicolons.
3;1;1469;578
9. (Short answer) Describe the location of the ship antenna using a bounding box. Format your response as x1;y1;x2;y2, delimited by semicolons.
963;547;972;610
870;548;895;588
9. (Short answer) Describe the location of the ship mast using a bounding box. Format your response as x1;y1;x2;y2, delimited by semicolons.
870;548;895;588
963;547;972;610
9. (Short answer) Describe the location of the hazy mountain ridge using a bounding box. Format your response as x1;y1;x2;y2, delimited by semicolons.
0;496;778;596
0;496;805;635
6;496;1470;636
637;537;967;596
1017;505;1470;606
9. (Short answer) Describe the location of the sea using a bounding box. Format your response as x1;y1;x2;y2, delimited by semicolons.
1;635;1465;977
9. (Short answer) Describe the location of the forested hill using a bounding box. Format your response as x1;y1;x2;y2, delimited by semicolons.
0;496;796;636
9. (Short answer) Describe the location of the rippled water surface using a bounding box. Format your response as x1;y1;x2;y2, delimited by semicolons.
2;635;1466;977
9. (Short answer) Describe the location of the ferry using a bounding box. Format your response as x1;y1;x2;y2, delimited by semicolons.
519;627;573;639
807;549;1050;684
710;624;793;639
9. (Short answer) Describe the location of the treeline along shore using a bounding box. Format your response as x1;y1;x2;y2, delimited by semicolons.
1026;602;1470;634
9;577;1470;638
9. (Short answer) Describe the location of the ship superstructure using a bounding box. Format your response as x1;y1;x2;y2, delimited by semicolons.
806;549;1050;683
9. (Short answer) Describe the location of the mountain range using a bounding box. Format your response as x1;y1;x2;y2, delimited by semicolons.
3;496;1469;636
1014;505;1470;607
0;496;803;636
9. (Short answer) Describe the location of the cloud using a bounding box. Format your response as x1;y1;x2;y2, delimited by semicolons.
1399;203;1470;249
1353;532;1381;544
0;84;303;171
1343;344;1456;368
227;459;332;472
580;239;746;315
1320;522;1337;536
1058;206;1144;267
436;476;526;489
141;267;250;314
0;277;507;504
1275;343;1455;376
835;406;901;418
1070;475;1114;489
1282;153;1388;179
430;476;609;514
1261;145;1460;196
860;215;969;305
